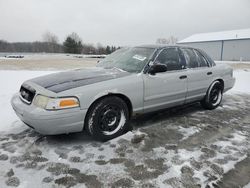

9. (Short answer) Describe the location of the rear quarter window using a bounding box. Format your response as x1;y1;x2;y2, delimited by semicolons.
194;49;209;67
197;49;216;66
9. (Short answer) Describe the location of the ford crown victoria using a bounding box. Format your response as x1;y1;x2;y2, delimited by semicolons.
11;45;235;140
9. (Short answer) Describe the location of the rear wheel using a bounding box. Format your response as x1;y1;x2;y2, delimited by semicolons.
85;96;129;141
201;81;223;110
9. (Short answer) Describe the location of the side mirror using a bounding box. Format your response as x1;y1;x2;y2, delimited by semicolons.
148;63;167;75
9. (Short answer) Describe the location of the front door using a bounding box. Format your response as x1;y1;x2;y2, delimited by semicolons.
143;47;188;112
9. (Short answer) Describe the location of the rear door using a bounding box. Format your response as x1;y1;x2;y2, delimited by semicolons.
181;48;213;103
143;47;188;112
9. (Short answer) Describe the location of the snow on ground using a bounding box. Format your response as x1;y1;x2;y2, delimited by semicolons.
216;60;250;65
0;68;250;187
244;182;250;188
228;69;250;94
0;53;106;60
0;71;55;133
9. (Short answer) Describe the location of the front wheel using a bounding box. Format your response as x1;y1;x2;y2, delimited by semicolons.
201;81;223;110
85;96;129;141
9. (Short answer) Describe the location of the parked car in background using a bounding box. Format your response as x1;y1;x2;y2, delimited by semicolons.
11;45;235;140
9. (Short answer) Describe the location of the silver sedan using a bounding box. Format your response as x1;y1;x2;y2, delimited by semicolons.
11;45;235;140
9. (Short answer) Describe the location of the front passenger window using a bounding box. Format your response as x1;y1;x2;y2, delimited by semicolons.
155;48;182;71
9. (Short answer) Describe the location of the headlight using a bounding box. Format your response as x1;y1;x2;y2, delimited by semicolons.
33;95;49;109
33;95;80;110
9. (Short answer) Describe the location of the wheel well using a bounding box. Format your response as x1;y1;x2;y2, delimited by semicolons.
114;94;133;118
216;79;224;91
83;93;133;130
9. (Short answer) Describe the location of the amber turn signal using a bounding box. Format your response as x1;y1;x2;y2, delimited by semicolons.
59;99;79;107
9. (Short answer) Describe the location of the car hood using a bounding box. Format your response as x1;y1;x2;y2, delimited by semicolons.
30;67;131;93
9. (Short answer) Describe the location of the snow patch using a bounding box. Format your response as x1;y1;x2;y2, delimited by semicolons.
178;126;201;140
228;69;250;94
0;70;55;132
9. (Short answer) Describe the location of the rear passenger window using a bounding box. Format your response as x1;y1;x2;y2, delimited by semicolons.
155;48;182;71
182;48;210;68
194;50;209;67
182;49;199;68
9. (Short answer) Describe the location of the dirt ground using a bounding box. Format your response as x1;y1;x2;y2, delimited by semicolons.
0;56;98;70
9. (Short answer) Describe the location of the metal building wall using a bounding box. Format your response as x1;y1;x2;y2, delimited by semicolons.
179;41;222;60
179;39;250;61
223;39;250;61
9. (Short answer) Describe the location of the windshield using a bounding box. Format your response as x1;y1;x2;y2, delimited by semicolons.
97;47;155;73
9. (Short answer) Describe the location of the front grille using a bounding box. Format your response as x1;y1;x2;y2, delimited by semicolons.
19;84;36;104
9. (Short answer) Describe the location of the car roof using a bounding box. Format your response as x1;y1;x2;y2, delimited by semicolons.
134;44;215;66
135;44;193;50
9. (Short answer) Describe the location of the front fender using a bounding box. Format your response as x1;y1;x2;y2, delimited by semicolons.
59;74;144;114
92;89;120;103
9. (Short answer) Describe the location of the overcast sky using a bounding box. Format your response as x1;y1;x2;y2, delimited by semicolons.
0;0;250;46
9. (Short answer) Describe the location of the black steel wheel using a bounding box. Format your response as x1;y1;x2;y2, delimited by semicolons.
85;96;129;141
201;81;223;110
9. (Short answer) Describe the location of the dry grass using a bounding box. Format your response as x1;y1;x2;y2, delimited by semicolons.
0;57;98;70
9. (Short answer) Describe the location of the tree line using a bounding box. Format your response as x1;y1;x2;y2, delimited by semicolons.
0;31;178;54
0;32;119;55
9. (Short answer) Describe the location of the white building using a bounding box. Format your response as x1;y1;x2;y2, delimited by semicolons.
178;28;250;61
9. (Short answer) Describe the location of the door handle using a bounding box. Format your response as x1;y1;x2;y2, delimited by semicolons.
179;75;187;79
207;72;212;75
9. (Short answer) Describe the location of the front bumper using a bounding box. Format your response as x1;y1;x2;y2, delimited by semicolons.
11;93;87;135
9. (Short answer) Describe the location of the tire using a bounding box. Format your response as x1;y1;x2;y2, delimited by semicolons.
201;81;223;110
85;96;129;141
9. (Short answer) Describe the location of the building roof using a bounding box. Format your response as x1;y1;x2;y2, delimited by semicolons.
178;28;250;43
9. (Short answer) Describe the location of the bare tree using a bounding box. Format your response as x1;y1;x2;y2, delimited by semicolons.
82;43;96;54
68;32;82;43
168;36;178;45
96;43;106;55
42;31;59;44
156;38;169;44
156;36;178;45
42;31;60;53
